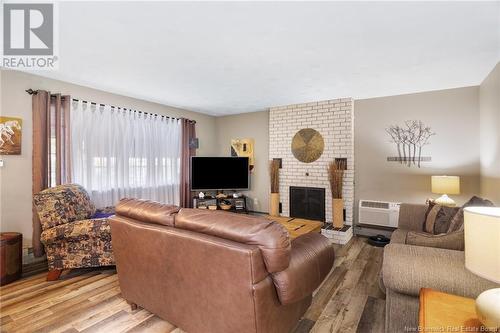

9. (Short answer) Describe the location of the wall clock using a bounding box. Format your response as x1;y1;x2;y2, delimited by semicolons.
291;128;324;163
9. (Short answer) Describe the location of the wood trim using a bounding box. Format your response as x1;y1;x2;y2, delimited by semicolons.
419;288;428;328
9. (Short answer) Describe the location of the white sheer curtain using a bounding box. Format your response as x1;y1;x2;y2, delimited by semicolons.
71;100;181;208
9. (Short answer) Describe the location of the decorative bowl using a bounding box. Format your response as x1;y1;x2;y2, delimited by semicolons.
219;203;232;210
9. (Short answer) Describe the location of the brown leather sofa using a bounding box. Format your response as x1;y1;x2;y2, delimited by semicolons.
110;198;335;333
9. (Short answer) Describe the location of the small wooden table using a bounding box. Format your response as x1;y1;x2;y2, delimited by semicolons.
1;232;23;286
266;216;323;240
419;288;484;332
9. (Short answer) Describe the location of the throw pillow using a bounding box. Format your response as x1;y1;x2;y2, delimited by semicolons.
434;206;460;234
447;196;495;233
423;202;459;234
424;202;441;233
447;210;464;233
464;195;495;207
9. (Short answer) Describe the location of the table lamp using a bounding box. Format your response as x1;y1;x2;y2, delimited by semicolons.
464;207;500;331
431;176;460;206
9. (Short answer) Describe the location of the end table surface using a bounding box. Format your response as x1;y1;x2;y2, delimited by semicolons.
266;216;323;240
419;288;483;332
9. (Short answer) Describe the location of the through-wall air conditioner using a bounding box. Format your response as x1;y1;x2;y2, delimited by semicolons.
358;200;400;228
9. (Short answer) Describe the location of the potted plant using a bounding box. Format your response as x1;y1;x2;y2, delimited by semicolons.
328;159;346;228
269;160;280;216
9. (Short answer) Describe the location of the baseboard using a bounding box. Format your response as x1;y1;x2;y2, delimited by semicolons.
22;258;48;278
248;210;269;215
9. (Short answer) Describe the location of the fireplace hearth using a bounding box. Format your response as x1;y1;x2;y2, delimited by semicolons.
289;186;325;222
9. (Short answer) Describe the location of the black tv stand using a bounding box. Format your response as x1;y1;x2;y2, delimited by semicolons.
193;194;248;214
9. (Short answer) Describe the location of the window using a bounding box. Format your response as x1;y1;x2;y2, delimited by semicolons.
71;101;182;207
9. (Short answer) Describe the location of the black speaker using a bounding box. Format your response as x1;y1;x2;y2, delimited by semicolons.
273;158;282;168
189;138;199;149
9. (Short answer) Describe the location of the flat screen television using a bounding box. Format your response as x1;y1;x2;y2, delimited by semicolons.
191;157;250;190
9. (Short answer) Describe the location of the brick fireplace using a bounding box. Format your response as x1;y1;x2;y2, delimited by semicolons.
269;98;354;227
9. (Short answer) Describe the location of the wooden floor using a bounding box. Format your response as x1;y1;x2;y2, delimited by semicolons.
0;237;384;333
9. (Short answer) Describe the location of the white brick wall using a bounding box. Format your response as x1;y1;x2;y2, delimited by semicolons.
269;98;354;225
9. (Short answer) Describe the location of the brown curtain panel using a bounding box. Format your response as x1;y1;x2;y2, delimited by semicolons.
32;91;72;257
180;118;196;208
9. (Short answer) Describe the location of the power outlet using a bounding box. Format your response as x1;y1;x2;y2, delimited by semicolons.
0;159;4;167
253;198;259;210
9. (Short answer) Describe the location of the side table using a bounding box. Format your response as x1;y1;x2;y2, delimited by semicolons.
419;288;484;332
1;232;23;286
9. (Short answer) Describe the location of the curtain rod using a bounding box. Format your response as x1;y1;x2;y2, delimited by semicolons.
25;89;196;124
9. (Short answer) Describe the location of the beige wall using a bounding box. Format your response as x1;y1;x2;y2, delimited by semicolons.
355;87;481;219
214;87;485;216
0;70;217;244
1;67;494;244
214;111;270;213
479;62;500;205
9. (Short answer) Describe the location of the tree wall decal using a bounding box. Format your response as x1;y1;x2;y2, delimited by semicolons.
386;120;435;168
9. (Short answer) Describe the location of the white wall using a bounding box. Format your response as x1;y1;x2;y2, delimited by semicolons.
0;70;217;245
355;87;481;216
479;62;500;204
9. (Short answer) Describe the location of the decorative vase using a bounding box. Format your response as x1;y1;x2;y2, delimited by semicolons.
270;193;280;217
332;198;344;228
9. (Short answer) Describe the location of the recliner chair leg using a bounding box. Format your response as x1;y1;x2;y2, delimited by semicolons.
47;269;62;281
128;301;138;311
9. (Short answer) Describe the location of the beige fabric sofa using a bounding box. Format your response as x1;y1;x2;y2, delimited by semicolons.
381;204;498;333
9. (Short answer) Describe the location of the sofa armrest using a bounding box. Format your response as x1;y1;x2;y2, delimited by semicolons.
406;230;464;251
382;244;498;298
41;218;111;245
390;229;408;244
398;203;427;231
271;233;334;305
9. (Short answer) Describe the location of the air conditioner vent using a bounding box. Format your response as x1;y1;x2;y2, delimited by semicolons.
358;200;400;228
360;201;389;209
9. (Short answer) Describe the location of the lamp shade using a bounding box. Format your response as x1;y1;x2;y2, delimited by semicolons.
464;207;500;283
431;176;460;195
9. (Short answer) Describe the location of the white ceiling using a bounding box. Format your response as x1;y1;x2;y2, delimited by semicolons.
30;1;499;116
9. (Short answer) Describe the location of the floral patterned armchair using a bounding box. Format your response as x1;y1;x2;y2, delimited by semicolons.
33;184;115;280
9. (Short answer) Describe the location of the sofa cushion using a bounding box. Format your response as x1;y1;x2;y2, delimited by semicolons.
175;209;291;273
406;230;464;251
116;198;179;227
382;244;498;298
271;233;334;305
41;218;111;245
34;184;96;230
91;206;115;219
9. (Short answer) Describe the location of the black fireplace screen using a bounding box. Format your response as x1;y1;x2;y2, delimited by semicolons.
289;186;325;221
